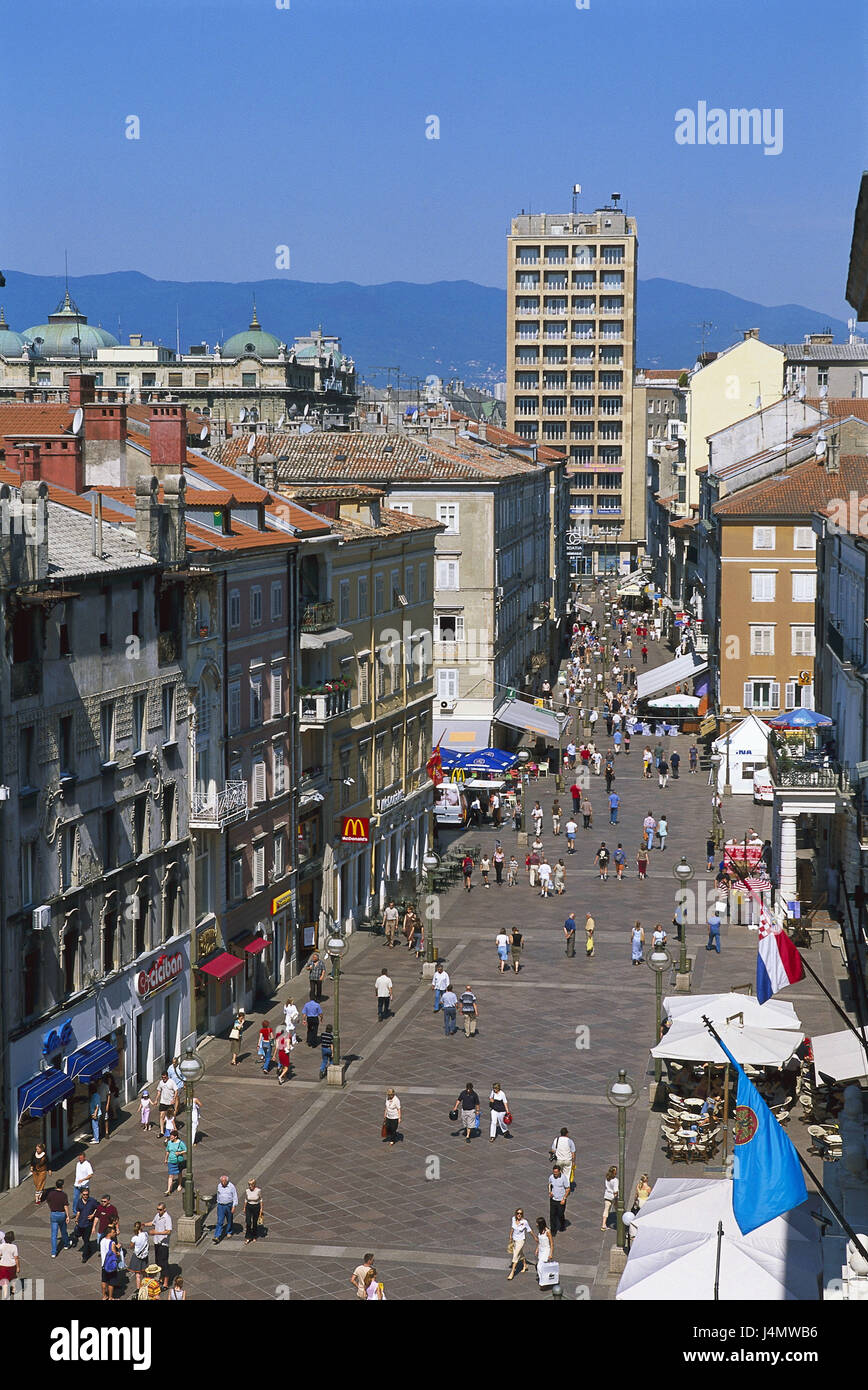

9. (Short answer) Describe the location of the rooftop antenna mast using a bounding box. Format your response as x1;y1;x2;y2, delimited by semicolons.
571;183;582;221
175;305;181;358
693;321;715;355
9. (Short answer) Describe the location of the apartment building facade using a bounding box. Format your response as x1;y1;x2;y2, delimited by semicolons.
506;201;640;576
778;333;868;400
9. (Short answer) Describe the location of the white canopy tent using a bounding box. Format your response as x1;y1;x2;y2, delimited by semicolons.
617;1179;821;1301
651;1019;803;1067
664;993;802;1033
711;714;771;796
811;1026;868;1085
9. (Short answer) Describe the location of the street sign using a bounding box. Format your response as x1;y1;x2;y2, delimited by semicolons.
798;670;812;686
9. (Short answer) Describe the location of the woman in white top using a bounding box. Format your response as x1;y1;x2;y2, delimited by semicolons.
383;1089;401;1146
507;1208;531;1280
495;931;510;973
127;1221;151;1290
364;1267;385;1300
168;1275;186;1301
190;1097;201;1145
489;1084;510;1140
534;1216;553;1283
551;1129;576;1187
602;1165;619;1230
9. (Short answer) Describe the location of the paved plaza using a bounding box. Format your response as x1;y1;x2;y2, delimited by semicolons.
0;623;850;1302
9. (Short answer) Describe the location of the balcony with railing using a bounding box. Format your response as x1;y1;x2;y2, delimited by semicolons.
301;600;336;632
767;741;843;791
190;780;249;830
827;620;862;668
571;327;595;340
299;689;351;723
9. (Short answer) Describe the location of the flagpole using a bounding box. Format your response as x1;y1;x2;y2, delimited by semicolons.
700;1014;868;1267
713;1220;723;1301
723;851;868;1074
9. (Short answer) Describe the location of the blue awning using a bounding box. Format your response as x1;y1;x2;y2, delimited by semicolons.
18;1069;75;1120
65;1039;119;1086
456;747;516;774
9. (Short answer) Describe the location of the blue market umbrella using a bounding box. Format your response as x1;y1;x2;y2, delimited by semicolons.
767;709;834;729
456;747;516;774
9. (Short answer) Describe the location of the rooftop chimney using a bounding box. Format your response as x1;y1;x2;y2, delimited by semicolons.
68;374;96;408
742;328;760;341
129;333;143;348
826;428;840;474
148;403;187;474
809;332;835;345
18;442;40;482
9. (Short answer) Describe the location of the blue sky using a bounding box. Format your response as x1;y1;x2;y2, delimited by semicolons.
4;0;866;317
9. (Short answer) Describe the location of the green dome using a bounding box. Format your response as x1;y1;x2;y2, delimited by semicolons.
222;305;281;359
24;290;118;358
0;307;25;356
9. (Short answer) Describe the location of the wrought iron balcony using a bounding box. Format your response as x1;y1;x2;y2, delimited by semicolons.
299;690;351;723
300;600;336;632
190;780;248;829
767;743;841;790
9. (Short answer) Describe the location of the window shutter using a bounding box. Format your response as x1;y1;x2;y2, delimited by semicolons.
785;681;795;708
272;670;283;717
769;682;780;710
253;845;265;891
743;682;753;710
802;684;814;710
253;760;267;804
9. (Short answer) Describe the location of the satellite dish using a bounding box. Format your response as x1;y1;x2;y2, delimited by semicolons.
72;408;83;435
277;415;286;427
246;434;257;455
298;423;314;435
303;404;310;417
797;384;806;402
199;424;209;441
239;407;248;422
819;384;829;399
288;404;298;416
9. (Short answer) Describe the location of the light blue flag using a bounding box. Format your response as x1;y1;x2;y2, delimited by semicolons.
715;1034;807;1234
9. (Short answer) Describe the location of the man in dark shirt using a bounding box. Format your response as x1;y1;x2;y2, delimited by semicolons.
563;912;577;957
72;1187;99;1263
319;1023;334;1079
45;1179;71;1258
302;997;322;1046
453;1083;480;1143
92;1194;119;1243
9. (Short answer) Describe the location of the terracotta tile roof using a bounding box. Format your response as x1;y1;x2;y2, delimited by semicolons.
96;484;275;509
445;413;565;463
215;430;550;484
0;404;75;441
288;483;385;501
670;516;698;529
640;368;690;379
805;398;868;421
712;453;868;517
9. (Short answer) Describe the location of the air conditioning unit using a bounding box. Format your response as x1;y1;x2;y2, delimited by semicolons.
32;905;50;932
440;700;456;712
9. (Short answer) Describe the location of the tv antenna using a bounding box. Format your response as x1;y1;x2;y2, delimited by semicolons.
693;321;715;354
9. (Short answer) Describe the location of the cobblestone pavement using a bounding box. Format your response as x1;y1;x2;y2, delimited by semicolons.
0;612;848;1301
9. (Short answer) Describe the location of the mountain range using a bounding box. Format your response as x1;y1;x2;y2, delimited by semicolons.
1;270;851;388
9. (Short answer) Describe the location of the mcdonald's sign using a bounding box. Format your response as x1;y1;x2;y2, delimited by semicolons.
341;816;370;843
449;768;467;783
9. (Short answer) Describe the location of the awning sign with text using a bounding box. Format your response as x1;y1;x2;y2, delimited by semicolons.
272;889;292;915
341;816;370;843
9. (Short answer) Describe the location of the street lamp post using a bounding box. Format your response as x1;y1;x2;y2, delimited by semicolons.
606;1069;637;1251
672;855;695;986
178;1046;205;1220
422;850;439;964
326;933;347;1085
646;945;673;1086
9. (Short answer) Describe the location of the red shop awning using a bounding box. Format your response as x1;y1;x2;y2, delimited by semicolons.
197;951;245;981
244;937;269;955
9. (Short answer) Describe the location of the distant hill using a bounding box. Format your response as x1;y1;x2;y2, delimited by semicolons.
1;269;851;388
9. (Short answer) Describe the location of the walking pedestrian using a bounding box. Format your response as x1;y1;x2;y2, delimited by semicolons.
641;644;648;664
318;1023;334;1079
480;854;491;889
283;996;299;1038
613;728;622;755
139;1090;153;1133
146;1203;172;1289
643;812;656;851
164;1132;186;1196
658;757;670;789
364;1268;386;1300
613;843;627;880
306;952;325;1001
493;844;505;885
585;913;595;958
73;1187;98;1264
0;1231;19;1300
375;970;393;1021
30;1143;50;1205
382;900;399;949
636;846;649;879
351;1254;376;1298
243;1179;264;1244
531;801;543;838
453;1082;480;1143
652;923;667;948
460;985;478;1038
534;1217;554;1287
441;986;458;1035
551;800;562;836
72;1152;93;1216
538;856;553;897
511;927;523;973
594;842;610;880
46;1179;71;1258
706;910;722;954
383;1089;402;1145
608;790;620;824
91;1193;118;1251
488;1083;511;1140
565;817;578;853
689;744;698;773
462;852;474;892
634;1174;653;1209
654;741;663;768
258;1019;275;1074
580;794;593;830
156;1072;178;1136
432;963;450;1012
548;1165;570;1234
229;1009;245;1066
99;1223;122;1302
88;1087;102;1144
553;858;566;895
642;746;652;779
137;1264;163;1301
657;815;669;851
569;781;582;814
551;1129;576;1189
507;1209;531;1280
670;750;681;779
630;921;645;965
127;1221;150;1290
507;853;519;886
212;1176;238;1243
496;929;511;973
563;911;577;957
601;1167;619;1229
302;995;322;1045
276;1031;293;1084
168;1275;186;1301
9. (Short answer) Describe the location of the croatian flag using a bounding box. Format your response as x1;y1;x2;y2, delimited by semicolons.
756;908;804;1004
